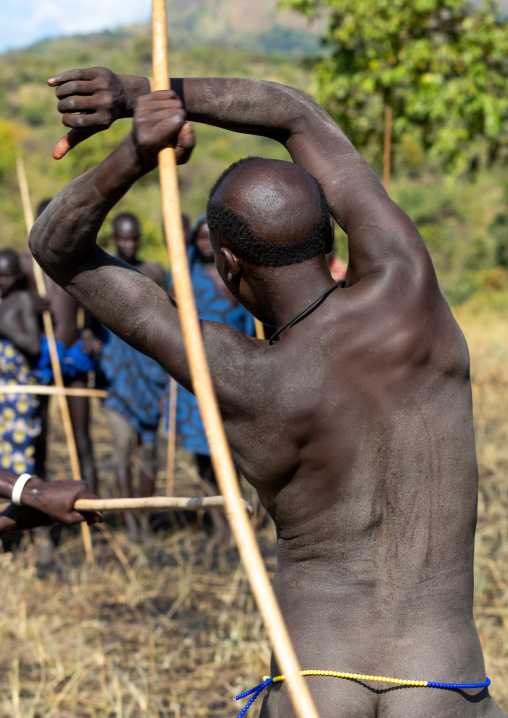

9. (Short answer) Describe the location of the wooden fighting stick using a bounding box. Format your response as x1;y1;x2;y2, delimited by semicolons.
0;386;108;397
254;317;265;340
383;106;392;195
166;377;178;495
0;495;254;518
151;3;320;717
16;153;94;563
75;495;254;517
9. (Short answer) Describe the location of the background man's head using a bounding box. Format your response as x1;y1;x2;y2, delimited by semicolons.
191;215;213;262
37;198;53;219
207;157;333;268
0;249;22;297
181;213;191;245
112;213;141;263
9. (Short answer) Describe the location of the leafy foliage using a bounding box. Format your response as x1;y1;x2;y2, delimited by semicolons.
0;20;507;303
282;0;508;174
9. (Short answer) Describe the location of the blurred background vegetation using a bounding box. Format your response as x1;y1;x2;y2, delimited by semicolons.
0;0;507;307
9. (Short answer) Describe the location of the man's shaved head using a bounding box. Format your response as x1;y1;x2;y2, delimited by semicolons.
112;212;140;236
207;157;332;267
0;249;22;297
0;249;21;274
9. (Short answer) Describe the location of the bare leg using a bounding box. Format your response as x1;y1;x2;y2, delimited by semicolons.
105;408;137;541
67;378;98;494
33;395;49;480
31;396;55;564
138;441;157;540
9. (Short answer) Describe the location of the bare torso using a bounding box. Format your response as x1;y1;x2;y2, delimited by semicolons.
227;286;498;717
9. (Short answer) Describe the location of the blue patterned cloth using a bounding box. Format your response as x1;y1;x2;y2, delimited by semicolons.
36;336;96;385
165;246;255;455
0;337;41;474
97;328;167;445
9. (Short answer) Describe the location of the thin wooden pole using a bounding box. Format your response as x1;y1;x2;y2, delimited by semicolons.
16;154;94;563
166;377;178;495
254;318;265;340
0;386;107;397
75;495;254;516
383;106;392;195
151;5;319;717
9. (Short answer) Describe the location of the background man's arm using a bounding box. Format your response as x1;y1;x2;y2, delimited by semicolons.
0;471;101;534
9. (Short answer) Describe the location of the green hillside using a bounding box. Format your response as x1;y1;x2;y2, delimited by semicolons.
0;18;507;305
0;25;316;265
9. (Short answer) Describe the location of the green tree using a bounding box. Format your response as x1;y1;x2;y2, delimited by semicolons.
282;0;508;174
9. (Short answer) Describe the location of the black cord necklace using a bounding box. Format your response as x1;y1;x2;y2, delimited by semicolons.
268;279;345;345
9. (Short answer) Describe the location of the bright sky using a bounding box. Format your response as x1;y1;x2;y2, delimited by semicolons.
0;0;149;54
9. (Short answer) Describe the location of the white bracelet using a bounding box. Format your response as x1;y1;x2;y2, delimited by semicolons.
11;473;33;506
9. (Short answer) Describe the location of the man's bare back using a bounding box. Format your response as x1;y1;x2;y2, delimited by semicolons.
29;67;504;717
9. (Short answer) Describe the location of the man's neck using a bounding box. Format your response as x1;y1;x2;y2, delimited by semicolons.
261;256;336;328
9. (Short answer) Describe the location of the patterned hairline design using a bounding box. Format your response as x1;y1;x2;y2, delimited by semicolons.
206;158;332;268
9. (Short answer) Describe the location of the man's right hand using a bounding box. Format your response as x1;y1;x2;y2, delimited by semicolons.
21;477;103;527
48;67;150;160
132;91;195;167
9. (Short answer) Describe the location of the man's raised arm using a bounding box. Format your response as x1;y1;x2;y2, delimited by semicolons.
30;92;257;416
30;92;194;391
50;69;432;283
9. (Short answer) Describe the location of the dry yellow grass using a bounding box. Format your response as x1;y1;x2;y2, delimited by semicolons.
0;296;506;717
455;297;508;709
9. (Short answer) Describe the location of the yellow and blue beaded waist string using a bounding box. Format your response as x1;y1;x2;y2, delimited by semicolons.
235;670;491;718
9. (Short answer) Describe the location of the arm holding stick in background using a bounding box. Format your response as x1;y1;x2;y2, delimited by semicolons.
0;470;101;535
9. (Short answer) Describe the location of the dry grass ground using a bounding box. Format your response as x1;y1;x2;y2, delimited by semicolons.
0;298;507;717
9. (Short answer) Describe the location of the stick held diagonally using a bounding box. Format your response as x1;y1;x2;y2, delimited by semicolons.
16;153;94;562
150;3;320;717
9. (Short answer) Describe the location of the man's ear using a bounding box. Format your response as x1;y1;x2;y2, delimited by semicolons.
220;247;242;283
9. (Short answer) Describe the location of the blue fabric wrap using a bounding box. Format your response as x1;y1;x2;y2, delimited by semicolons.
164;246;255;455
35;336;95;385
96;327;167;444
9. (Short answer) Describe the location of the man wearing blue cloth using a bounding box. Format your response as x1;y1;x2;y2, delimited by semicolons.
97;212;167;541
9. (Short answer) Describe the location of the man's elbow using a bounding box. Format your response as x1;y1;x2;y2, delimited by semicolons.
29;215;64;274
28;217;47;268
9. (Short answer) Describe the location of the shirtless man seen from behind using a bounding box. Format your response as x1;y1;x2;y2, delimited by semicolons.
29;67;504;718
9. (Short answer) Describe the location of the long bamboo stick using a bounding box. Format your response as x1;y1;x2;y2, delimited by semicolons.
254;318;265;340
16;154;94;562
0;496;254;518
75;496;254;516
0;386;108;397
383;106;392;195
166;377;178;495
151;5;319;717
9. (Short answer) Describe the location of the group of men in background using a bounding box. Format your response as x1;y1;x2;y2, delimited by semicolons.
1;202;346;546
